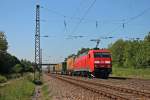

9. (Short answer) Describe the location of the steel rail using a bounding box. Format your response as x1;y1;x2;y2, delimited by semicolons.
62;75;150;98
53;75;130;100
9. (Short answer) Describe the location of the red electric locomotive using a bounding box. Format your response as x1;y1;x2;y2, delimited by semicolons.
73;49;112;79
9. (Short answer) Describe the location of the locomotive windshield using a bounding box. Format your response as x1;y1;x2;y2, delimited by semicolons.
94;52;111;58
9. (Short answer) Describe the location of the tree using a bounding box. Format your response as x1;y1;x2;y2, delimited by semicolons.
144;32;150;42
13;64;23;73
123;40;141;68
0;52;20;74
109;32;150;68
0;32;21;75
142;37;150;67
0;31;8;51
109;39;126;67
20;59;33;72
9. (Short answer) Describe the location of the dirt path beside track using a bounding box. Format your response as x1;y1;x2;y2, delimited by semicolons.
32;86;42;100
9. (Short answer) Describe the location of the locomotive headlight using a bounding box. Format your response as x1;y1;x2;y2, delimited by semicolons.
94;61;100;64
105;61;110;64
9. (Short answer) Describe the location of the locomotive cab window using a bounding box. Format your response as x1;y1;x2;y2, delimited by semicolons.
94;52;111;58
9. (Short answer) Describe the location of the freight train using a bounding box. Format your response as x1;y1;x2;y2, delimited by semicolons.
51;49;112;79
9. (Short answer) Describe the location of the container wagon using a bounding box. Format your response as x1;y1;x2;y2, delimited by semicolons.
54;62;67;74
66;56;76;75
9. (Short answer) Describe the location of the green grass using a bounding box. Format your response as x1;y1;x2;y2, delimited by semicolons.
0;74;35;100
0;75;7;83
112;67;150;79
41;84;51;100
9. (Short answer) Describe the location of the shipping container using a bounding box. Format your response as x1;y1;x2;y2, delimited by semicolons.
54;62;67;74
67;56;76;74
55;63;62;73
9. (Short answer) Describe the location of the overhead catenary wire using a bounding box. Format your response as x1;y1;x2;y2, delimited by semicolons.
63;16;68;34
41;2;150;40
41;5;126;24
107;7;150;36
71;0;97;34
121;7;150;29
42;0;97;39
125;7;150;24
70;0;87;20
96;20;98;29
65;0;87;35
41;6;65;17
41;4;150;27
62;0;87;34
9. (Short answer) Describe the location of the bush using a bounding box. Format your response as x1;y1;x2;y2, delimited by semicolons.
13;64;23;73
0;75;7;83
0;76;35;100
112;67;150;79
6;74;21;79
26;74;33;82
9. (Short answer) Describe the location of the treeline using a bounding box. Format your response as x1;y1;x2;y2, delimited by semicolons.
0;32;33;82
109;32;150;68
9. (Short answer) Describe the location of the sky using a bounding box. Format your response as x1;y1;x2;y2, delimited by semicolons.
0;0;150;63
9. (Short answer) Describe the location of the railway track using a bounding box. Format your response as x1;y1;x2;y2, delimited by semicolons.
63;76;150;98
50;74;150;100
49;75;150;100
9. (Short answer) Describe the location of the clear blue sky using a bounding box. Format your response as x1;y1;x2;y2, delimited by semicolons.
0;0;150;63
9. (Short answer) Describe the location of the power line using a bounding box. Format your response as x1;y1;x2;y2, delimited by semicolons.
63;16;68;34
41;6;65;17
42;4;150;25
41;6;125;25
126;7;150;24
121;7;150;29
66;0;87;34
71;0;97;34
41;3;150;39
70;0;87;20
41;1;98;34
107;7;150;36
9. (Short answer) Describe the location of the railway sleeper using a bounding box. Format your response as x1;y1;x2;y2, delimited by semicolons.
59;75;150;99
56;75;130;100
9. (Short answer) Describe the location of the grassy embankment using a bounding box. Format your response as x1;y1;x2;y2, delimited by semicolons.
41;74;52;100
112;67;150;79
0;74;35;100
41;83;51;100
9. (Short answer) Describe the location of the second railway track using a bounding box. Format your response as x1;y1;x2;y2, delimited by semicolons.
50;74;150;100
